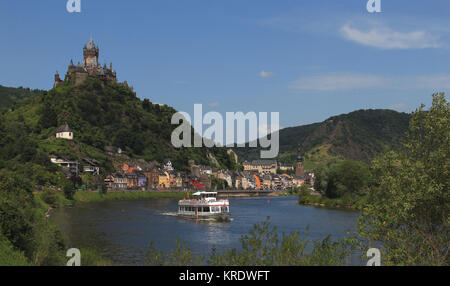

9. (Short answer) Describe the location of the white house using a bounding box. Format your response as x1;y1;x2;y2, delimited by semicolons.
56;123;73;140
50;155;78;177
163;159;174;172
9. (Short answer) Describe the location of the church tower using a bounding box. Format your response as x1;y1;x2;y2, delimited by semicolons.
83;36;99;67
295;149;304;177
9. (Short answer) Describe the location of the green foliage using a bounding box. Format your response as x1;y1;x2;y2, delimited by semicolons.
359;93;449;266
146;218;355;266
0;85;42;112
40;189;59;208
74;190;189;203
0;170;66;266
63;180;75;200
100;183;108;195
38;102;57;129
2;79;235;171
235;109;410;164
298;190;367;210
314;160;370;199
0;234;30;266
78;248;111;266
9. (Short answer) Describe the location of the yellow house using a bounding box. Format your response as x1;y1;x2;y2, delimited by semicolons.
158;171;170;188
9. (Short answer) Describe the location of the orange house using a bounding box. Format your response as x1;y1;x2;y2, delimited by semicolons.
122;163;138;174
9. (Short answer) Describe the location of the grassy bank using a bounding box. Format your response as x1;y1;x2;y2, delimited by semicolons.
74;190;190;203
298;191;366;210
0;236;31;266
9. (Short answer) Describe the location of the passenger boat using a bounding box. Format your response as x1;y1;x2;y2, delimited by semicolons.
177;192;230;221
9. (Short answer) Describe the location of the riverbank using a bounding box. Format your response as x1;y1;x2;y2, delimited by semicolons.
297;192;366;211
74;190;191;203
74;190;290;202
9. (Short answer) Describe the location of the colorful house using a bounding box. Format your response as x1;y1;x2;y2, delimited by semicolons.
122;163;140;174
158;171;170;189
126;173;138;189
136;171;147;189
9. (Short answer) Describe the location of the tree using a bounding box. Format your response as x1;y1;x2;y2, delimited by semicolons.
314;160;370;198
0;171;35;256
100;183;107;195
63;180;75;200
359;93;449;265
38;103;57;129
326;160;370;198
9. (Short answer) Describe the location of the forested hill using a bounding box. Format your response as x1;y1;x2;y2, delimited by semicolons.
0;78;235;175
0;84;42;111
235;109;411;165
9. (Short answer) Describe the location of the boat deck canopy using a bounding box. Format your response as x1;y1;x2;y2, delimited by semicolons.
192;192;217;196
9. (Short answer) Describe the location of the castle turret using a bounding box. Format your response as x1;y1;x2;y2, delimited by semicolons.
54;71;63;87
83;36;99;67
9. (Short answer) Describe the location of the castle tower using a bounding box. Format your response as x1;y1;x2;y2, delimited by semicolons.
83;36;99;67
295;150;304;177
54;71;62;87
67;59;75;74
52;37;119;88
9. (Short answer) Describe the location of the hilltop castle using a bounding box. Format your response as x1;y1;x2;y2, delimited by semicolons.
54;37;118;87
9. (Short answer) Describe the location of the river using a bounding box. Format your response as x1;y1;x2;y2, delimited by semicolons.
51;195;361;265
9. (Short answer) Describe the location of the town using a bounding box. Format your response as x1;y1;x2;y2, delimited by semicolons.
51;124;314;193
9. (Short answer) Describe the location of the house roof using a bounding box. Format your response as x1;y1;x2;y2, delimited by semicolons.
57;123;71;133
243;160;277;166
82;158;99;166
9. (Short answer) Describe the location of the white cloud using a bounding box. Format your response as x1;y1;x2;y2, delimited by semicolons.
340;23;441;49
259;70;274;78
290;73;450;91
207;101;220;107
388;103;408;111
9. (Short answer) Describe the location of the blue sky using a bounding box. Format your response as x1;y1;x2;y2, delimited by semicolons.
1;0;449;128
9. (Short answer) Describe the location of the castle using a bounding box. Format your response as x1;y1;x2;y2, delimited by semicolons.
54;37;117;87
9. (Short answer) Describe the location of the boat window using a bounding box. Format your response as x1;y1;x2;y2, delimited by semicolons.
203;207;210;213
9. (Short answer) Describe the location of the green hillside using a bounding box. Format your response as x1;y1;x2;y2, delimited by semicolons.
0;78;235;182
0;85;42;111
235;109;411;168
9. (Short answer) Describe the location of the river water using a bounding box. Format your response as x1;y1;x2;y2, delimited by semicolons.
51;195;361;265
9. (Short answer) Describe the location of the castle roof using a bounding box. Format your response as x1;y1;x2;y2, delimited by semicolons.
86;37;96;50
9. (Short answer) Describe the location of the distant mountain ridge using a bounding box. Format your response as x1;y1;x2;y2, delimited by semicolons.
235;109;411;165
